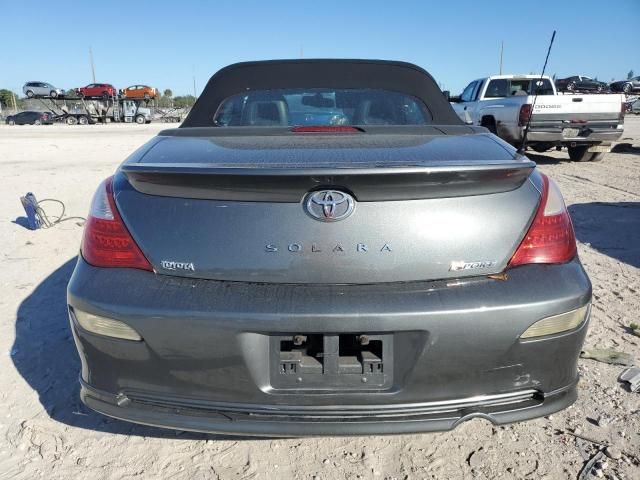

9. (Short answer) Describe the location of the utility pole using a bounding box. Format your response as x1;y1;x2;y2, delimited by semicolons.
11;91;17;114
89;47;96;82
499;41;504;75
192;65;197;99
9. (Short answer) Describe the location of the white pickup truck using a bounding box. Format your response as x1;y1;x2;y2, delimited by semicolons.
450;75;625;161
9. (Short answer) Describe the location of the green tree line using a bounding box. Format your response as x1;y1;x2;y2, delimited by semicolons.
0;89;25;110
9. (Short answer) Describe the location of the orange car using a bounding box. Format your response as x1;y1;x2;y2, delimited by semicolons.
122;85;158;100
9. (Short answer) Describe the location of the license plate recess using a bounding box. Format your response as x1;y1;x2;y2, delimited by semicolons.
270;333;393;391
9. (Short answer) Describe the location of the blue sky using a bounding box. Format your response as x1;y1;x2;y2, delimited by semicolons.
2;0;638;96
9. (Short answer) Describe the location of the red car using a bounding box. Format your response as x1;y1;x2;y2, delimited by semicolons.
76;83;117;99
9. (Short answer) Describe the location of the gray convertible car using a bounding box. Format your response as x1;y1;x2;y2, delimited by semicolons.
68;60;591;436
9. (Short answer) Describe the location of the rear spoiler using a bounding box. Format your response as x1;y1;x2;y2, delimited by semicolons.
120;161;536;202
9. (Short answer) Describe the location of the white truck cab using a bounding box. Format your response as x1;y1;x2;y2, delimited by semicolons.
451;75;625;161
120;100;151;124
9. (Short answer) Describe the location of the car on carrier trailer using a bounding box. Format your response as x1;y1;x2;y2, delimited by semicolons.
22;81;66;98
76;83;117;100
555;75;608;93
451;75;625;161
68;60;592;436
610;75;640;94
122;85;159;100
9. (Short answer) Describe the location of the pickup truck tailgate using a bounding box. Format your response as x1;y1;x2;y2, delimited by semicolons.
533;93;624;123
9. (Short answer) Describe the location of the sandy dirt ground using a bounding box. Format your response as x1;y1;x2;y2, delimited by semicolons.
0;119;638;480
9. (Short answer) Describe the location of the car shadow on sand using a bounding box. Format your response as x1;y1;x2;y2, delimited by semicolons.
568;202;640;268
523;152;570;164
12;257;258;440
525;144;640;164
610;143;640;156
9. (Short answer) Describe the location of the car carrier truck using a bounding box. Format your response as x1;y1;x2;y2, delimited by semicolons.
36;96;152;125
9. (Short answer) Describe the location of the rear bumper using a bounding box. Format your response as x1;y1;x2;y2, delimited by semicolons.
527;129;623;144
499;124;623;145
80;379;578;437
68;257;591;436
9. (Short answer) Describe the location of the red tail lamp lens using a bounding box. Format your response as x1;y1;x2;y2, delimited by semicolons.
509;173;577;267
81;177;153;271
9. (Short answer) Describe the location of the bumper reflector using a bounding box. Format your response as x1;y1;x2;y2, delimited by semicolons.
71;308;142;341
520;304;590;339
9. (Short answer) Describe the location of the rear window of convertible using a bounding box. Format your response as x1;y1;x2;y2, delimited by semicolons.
212;88;432;127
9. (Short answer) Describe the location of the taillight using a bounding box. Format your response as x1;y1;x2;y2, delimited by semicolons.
81;177;153;271
518;104;532;126
508;173;577;267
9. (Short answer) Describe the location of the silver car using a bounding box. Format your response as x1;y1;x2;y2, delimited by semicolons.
22;81;65;98
67;60;591;436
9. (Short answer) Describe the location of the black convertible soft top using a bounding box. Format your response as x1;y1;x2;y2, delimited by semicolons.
181;59;463;127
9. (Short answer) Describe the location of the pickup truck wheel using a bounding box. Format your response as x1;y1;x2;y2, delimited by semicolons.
135;115;145;124
34;119;42;125
26;90;34;98
50;90;58;98
623;83;632;94
567;146;591;161
8;119;15;125
566;82;575;92
531;144;552;153
102;92;110;100
588;152;605;162
480;117;497;134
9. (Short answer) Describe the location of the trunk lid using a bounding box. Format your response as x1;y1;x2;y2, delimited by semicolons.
115;129;539;284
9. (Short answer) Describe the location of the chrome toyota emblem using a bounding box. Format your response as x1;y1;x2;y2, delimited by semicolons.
304;190;355;222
